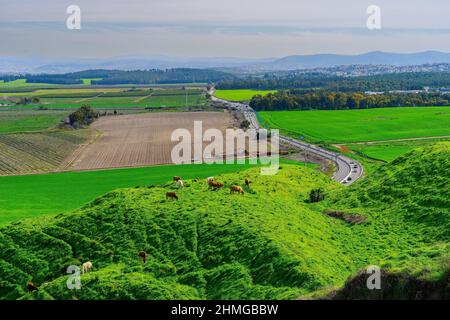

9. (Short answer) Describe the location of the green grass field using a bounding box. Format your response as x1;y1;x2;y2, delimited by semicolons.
0;144;448;300
347;138;450;162
0;79;56;88
0;110;68;133
214;89;277;101
260;107;450;143
81;78;102;85
0;160;307;225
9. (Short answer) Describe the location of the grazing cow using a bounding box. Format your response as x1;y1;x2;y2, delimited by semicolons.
177;179;184;189
209;181;224;190
166;192;179;201
27;281;38;293
230;186;245;195
82;261;93;274
207;177;215;184
245;179;251;187
138;251;149;263
173;176;181;182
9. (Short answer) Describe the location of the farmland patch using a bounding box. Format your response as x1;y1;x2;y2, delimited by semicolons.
260;107;450;143
70;112;233;171
0;130;91;175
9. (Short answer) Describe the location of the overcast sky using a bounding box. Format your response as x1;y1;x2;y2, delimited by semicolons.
1;0;450;58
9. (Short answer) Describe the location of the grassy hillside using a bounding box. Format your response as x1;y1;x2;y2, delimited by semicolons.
331;142;450;242
259;107;450;143
0;160;311;225
0;163;257;225
0;144;448;300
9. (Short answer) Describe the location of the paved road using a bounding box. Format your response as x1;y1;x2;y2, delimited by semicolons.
211;94;364;185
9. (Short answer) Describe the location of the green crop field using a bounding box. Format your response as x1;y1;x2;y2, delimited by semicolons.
0;160;308;225
260;107;450;143
81;78;102;85
347;138;450;162
0;79;56;88
0;143;448;300
0;110;68;133
0;87;207;109
214;89;277;101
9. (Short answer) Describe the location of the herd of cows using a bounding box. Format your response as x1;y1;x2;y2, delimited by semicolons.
166;175;247;201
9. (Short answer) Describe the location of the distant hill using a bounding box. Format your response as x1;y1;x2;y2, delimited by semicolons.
0;143;448;300
2;51;450;74
268;51;450;70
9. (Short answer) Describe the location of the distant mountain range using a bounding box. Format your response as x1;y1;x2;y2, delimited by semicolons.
2;51;450;74
267;51;450;70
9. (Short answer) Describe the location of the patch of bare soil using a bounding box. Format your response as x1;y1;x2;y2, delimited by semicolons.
322;209;367;225
69;112;234;171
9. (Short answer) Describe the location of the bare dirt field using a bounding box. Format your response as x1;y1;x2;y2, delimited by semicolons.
69;112;235;170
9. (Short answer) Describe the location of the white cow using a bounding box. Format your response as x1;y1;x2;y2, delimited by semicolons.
177;179;184;189
82;261;93;274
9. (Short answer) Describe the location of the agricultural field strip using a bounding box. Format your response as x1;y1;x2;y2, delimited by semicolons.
0;131;90;175
334;135;450;145
214;89;277;102
0;88;207;109
70;112;233;171
259;107;450;144
0;110;69;133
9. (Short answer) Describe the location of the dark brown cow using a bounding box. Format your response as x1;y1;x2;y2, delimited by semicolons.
230;186;245;195
138;251;149;263
27;281;38;293
166;192;179;200
209;181;224;190
245;179;251;187
173;176;181;182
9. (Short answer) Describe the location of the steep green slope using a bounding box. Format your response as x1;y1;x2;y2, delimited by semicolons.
333;142;449;241
328;142;449;282
0;144;448;300
1;166;344;300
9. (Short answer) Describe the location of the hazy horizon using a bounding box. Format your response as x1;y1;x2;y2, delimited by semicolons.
1;0;450;59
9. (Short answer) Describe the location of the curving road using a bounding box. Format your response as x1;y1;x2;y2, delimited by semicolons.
211;94;364;185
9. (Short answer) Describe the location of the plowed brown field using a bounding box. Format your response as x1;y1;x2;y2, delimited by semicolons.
70;112;234;170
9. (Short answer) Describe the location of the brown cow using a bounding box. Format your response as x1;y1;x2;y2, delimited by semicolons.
230;186;245;195
245;179;251;187
27;281;38;293
138;251;149;263
209;181;224;190
173;176;181;182
166;192;179;200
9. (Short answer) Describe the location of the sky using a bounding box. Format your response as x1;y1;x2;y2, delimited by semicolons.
1;0;450;59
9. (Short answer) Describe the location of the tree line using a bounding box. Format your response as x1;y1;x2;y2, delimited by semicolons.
0;69;235;85
217;72;450;92
249;91;450;111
